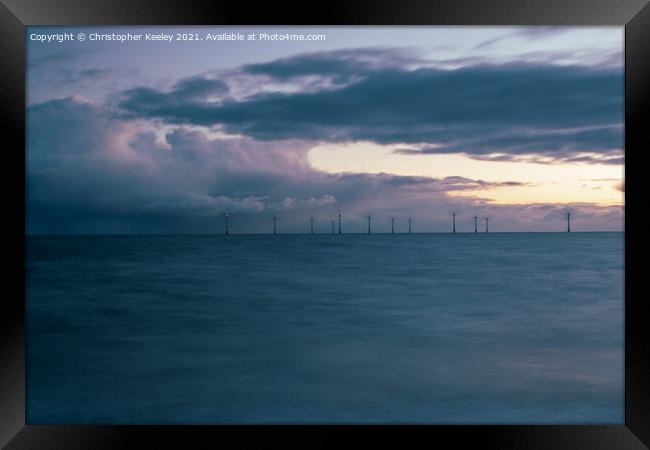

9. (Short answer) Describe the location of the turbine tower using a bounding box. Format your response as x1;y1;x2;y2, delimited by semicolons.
567;212;571;232
474;216;478;233
338;211;342;234
367;215;372;234
452;212;456;234
224;213;230;235
485;217;489;233
273;216;277;235
310;217;314;234
408;217;412;234
391;217;395;234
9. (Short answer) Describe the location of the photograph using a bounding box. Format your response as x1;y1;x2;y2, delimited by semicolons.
26;25;625;424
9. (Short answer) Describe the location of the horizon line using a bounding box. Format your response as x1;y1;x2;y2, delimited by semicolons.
27;231;624;236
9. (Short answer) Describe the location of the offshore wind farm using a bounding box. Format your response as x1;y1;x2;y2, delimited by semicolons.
219;211;575;234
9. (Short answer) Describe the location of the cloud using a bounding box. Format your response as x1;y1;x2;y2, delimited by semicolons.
424;149;625;166
118;77;230;119
31;96;619;233
27;51;139;105
117;53;623;165
27;42;625;234
50;68;116;86
474;27;573;49
28;48;99;70
169;77;230;99
271;195;337;210
143;192;267;215
242;48;420;83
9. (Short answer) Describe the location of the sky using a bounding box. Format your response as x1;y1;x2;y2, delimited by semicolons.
26;26;624;234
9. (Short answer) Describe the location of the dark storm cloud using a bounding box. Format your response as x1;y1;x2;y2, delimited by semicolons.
117;53;623;163
394;124;624;165
27;44;625;233
30;96;608;234
171;77;230;99
118;77;229;118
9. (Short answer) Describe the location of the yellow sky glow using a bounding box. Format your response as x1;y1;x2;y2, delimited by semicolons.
308;141;624;205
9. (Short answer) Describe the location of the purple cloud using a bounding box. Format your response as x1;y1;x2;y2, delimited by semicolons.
27;96;623;234
116;51;623;165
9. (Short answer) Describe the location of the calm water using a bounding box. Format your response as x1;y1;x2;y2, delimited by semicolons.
27;233;624;424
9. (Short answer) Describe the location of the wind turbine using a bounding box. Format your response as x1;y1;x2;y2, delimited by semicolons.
338;211;342;234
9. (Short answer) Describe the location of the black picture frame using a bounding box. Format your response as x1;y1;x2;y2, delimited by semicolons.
2;0;648;448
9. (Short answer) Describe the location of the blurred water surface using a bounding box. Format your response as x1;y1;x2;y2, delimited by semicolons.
27;233;624;423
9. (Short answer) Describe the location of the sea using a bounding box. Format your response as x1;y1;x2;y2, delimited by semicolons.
26;232;624;424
